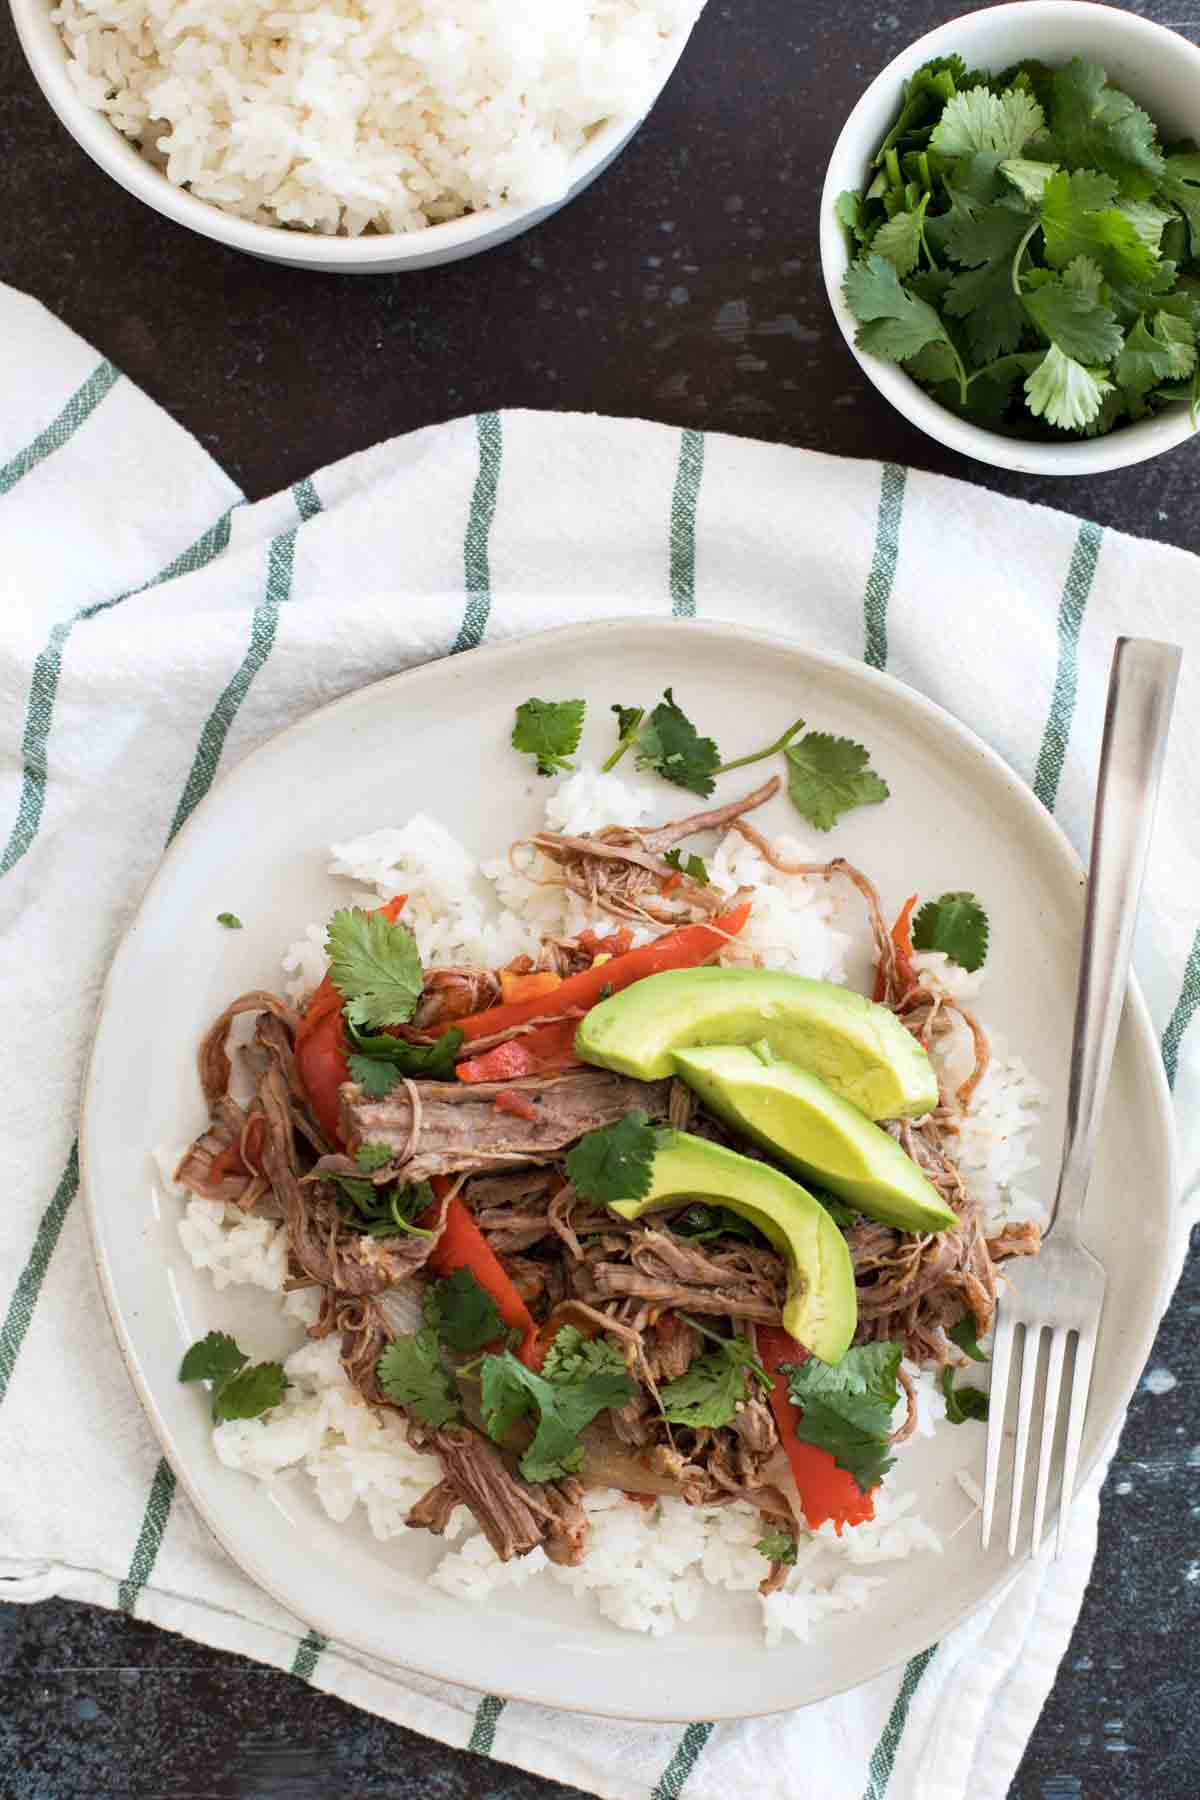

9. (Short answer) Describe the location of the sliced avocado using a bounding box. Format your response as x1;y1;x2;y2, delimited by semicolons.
575;967;938;1120
673;1045;958;1234
609;1129;856;1363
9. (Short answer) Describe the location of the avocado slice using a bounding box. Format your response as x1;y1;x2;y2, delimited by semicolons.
575;967;938;1120
608;1129;856;1363
673;1045;958;1234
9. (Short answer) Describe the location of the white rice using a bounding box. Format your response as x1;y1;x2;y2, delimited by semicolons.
173;763;1049;1642
53;0;702;238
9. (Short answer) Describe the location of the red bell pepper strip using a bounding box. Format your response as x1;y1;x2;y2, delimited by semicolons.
443;904;752;1048
422;1178;541;1367
294;894;408;1143
757;1326;876;1533
493;1089;540;1121
872;893;918;1004
456;1016;581;1085
577;927;634;959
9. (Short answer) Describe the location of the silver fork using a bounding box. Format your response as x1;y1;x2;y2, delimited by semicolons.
981;636;1181;1559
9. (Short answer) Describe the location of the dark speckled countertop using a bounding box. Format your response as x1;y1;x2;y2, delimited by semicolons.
1;1;1197;1794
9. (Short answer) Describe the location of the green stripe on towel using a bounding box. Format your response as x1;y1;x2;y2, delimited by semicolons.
118;1458;177;1615
651;1720;715;1798
861;1645;938;1800
290;1628;329;1682
669;429;705;617
1162;927;1200;1090
863;463;906;670
293;476;323;521
1;505;236;880
0;360;120;498
467;1694;507;1755
1032;519;1104;813
166;523;297;843
0;1142;79;1407
452;412;503;653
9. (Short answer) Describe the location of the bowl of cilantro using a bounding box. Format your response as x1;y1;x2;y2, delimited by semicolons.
820;1;1200;473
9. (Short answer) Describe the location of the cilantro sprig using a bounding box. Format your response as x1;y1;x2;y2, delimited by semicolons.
565;1110;662;1208
345;1016;463;1095
512;698;586;777
662;849;710;884
756;1526;799;1566
658;1317;771;1429
838;56;1200;438
480;1325;636;1483
180;1331;286;1423
785;732;890;832
326;907;424;1031
781;1342;904;1495
911;892;989;971
377;1329;463;1428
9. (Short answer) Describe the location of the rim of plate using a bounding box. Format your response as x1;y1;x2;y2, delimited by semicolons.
79;618;1179;1719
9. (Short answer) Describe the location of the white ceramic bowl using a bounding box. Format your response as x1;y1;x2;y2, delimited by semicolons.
820;1;1200;475
9;0;698;273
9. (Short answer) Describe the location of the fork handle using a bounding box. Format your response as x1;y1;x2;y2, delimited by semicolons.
1050;636;1181;1243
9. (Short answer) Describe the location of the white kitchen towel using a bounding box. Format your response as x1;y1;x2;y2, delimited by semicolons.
1;280;1197;1800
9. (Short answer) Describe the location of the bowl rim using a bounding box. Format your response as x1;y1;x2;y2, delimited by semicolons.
819;0;1200;475
7;0;696;266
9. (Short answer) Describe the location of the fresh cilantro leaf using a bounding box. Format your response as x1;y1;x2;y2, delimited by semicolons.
756;1527;798;1565
213;1360;287;1423
930;85;1044;160
428;1267;505;1354
844;254;954;364
540;1323;630;1386
326;908;424;1031
1161;151;1200;259
942;1364;990;1425
662;848;710;885
336;1175;436;1239
480;1331;635;1484
1040;171;1158;287
785;732;890;832
836;189;867;246
1024;343;1115;430
1023;268;1124;363
216;912;243;929
634;689;721;796
911;891;990;971
999;157;1059;203
377;1330;463;1428
355;1141;394;1173
565;1109;660;1208
1047;60;1165;200
659;1332;770;1429
512;698;586;777
943;194;1036;360
179;1331;284;1423
180;1331;247;1389
1114;311;1197;399
782;1343;904;1495
345;1018;463;1092
872;200;929;278
1121;199;1175;256
668;1202;763;1245
949;1316;989;1363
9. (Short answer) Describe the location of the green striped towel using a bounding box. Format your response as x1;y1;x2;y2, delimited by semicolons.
2;283;1197;1800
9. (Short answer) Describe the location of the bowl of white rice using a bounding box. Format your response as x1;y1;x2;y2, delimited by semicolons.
10;0;705;271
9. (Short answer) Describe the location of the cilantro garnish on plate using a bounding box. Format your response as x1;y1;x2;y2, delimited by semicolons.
755;1526;799;1566
325;907;424;1030
785;732;890;831
780;1342;904;1494
564;1109;662;1208
216;912;243;929
377;1329;464;1429
838;56;1200;437
512;698;587;777
662;848;710;884
480;1326;636;1483
345;1016;463;1094
911;891;989;971
658;1319;772;1429
179;1331;286;1423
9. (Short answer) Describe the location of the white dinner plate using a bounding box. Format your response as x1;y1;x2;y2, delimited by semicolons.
81;620;1177;1721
